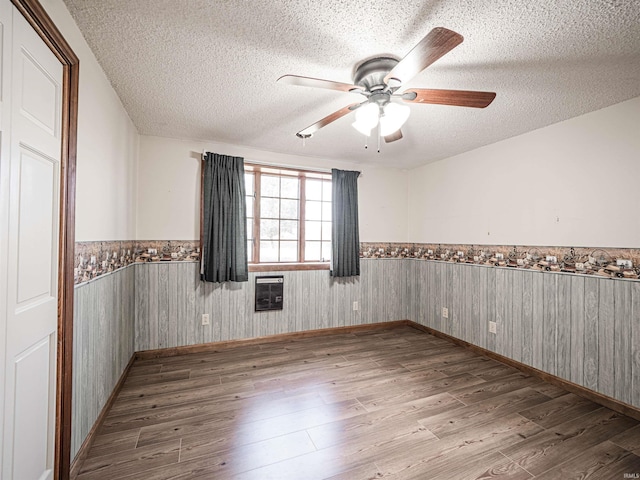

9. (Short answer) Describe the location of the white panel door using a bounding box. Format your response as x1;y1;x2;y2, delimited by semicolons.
0;5;63;480
0;0;11;475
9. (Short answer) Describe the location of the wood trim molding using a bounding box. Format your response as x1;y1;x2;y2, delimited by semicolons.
245;161;331;177
405;321;640;422
135;320;409;360
249;262;330;272
11;0;78;64
11;1;80;479
69;355;136;480
252;169;261;262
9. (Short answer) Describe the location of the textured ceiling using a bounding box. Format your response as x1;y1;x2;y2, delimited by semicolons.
62;0;640;169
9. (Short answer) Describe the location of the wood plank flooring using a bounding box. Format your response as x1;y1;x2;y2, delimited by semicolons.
75;326;640;479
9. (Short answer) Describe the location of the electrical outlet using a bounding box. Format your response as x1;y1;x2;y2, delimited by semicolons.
546;255;557;263
495;253;504;260
617;259;633;268
489;321;497;334
353;301;359;311
457;251;464;257
171;252;178;259
442;307;449;319
201;314;210;326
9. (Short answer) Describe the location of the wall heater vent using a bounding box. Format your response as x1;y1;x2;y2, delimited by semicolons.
255;276;284;312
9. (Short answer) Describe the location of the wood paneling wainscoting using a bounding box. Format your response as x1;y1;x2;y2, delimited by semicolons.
133;259;409;352
72;266;136;460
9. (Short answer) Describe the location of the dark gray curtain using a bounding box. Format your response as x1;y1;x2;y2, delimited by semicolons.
201;152;248;283
331;168;361;277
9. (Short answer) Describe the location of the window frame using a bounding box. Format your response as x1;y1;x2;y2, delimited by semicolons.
245;163;332;271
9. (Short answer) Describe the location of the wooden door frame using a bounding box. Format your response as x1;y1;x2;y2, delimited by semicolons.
10;1;78;479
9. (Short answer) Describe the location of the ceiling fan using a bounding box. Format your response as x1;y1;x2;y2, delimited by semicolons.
277;27;496;145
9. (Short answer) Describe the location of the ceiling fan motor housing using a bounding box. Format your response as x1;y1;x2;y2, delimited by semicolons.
353;57;399;92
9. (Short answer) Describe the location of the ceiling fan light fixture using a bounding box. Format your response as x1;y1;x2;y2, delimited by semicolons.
351;121;372;136
352;102;379;135
379;102;410;136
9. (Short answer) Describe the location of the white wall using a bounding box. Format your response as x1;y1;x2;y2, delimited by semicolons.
137;135;409;242
41;0;139;242
408;97;640;248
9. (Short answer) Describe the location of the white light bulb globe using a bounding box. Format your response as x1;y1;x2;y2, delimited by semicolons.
379;102;410;136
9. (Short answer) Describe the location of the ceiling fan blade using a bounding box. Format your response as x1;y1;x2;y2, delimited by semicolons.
402;88;496;108
296;103;360;138
384;129;403;143
384;27;463;85
278;74;362;93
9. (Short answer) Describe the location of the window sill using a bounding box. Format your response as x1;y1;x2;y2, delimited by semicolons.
249;262;330;272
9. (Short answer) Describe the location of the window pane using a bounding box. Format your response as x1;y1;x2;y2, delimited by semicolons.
243;167;331;265
260;219;279;240
322;202;331;221
280;220;298;240
261;175;279;197
246;218;253;239
306;200;322;220
306;179;322;200
306;220;321;240
305;241;321;261
321;221;331;241
280;241;298;262
281;177;299;199
280;199;298;220
260;241;278;262
261;197;279;218
322;181;331;201
245;173;254;194
321;241;331;262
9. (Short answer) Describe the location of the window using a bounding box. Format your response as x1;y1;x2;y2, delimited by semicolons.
245;164;331;266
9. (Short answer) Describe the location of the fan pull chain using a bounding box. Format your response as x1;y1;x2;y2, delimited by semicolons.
377;125;381;153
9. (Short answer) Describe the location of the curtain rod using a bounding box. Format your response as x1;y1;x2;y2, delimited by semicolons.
201;151;333;174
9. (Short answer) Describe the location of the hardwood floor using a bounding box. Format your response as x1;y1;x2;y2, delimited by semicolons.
76;326;640;479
